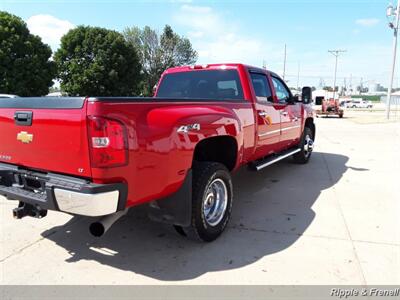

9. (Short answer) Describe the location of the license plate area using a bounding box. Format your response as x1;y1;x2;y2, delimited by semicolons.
23;176;44;192
13;173;47;194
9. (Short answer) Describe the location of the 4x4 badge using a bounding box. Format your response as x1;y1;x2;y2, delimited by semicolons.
177;123;201;133
17;131;33;144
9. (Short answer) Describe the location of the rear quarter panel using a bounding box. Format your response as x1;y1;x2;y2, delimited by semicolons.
87;100;254;207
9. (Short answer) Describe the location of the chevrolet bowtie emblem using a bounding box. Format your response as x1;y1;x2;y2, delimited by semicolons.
17;131;33;144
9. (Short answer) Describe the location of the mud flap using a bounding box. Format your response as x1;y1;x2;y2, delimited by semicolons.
146;170;192;227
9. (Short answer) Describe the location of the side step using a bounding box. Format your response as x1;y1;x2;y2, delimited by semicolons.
251;148;301;171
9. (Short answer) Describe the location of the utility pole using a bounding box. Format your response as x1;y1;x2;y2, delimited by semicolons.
360;77;363;95
319;77;325;89
350;74;353;94
283;44;287;81
328;50;346;100
386;1;400;119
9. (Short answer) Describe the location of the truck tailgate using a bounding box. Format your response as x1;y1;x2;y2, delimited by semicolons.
0;97;92;178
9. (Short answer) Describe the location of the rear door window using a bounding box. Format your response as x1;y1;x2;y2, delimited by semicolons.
156;69;244;100
250;73;273;103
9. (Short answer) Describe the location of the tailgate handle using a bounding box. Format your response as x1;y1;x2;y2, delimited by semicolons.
14;111;33;126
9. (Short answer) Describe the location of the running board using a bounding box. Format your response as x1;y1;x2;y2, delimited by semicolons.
252;148;301;171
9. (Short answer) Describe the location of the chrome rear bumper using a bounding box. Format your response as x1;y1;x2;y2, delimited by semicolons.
0;162;127;217
54;189;120;216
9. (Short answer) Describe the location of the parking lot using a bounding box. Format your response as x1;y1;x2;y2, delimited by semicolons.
1;112;399;285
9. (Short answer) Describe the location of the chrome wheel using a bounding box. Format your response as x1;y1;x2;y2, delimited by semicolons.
202;178;228;226
304;134;314;158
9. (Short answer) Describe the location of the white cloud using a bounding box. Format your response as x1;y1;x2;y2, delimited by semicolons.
188;31;205;38
181;4;212;14
173;5;390;87
355;18;380;27
178;5;220;33
27;14;75;50
173;5;281;67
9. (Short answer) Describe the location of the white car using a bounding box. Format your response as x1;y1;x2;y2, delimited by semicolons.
0;94;19;98
346;100;373;109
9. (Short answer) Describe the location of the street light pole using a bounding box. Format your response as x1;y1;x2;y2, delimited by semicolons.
328;50;346;100
386;1;400;119
283;44;287;81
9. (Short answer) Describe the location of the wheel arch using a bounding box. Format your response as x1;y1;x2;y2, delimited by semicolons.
192;136;238;171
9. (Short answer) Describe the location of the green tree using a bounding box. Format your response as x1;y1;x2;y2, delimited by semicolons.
0;11;56;96
124;25;197;96
55;26;141;96
323;86;338;92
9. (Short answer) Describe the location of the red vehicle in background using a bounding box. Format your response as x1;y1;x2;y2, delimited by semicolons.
0;63;315;242
314;97;344;118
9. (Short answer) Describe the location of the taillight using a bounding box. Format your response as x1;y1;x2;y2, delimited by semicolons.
87;116;128;168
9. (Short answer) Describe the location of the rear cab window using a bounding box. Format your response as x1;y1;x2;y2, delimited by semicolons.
156;69;244;100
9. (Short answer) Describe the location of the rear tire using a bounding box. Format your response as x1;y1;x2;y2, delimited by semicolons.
174;162;233;242
293;127;314;164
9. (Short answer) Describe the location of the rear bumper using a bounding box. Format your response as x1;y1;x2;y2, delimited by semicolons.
0;162;127;217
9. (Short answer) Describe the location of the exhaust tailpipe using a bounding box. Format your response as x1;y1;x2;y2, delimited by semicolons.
89;209;128;237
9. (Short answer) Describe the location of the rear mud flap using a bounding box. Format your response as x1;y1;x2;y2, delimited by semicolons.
147;170;192;227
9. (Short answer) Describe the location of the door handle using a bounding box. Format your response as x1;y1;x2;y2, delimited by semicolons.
14;111;33;126
281;112;288;117
293;117;299;122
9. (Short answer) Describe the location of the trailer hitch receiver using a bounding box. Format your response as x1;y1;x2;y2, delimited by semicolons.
13;202;47;219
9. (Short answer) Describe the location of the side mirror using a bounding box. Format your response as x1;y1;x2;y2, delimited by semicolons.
293;94;300;102
301;87;312;104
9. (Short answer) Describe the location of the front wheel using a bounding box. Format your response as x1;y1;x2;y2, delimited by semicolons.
293;127;314;164
174;162;233;242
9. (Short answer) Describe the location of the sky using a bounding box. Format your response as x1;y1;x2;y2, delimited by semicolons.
0;0;396;88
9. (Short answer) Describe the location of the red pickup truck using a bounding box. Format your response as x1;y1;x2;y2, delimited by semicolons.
0;63;315;242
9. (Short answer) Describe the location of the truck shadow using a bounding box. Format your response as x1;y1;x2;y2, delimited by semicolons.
41;152;356;281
